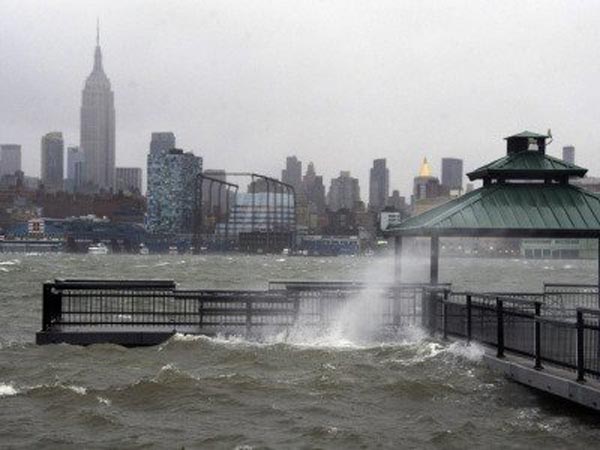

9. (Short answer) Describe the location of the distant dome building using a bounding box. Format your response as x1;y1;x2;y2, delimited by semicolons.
413;158;441;201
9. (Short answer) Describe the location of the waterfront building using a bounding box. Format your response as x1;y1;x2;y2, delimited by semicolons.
0;144;22;177
115;167;142;194
146;136;203;234
216;192;294;237
368;158;389;212
281;156;302;191
80;24;115;192
66;146;85;192
441;157;463;193
327;171;361;211
562;145;575;164
41;132;64;192
521;238;598;259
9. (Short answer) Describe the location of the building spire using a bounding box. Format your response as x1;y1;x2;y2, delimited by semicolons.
93;19;103;73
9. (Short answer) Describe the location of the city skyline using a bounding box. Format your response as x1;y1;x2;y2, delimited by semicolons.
1;1;598;195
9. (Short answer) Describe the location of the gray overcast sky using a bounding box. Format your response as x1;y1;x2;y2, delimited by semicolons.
2;0;600;195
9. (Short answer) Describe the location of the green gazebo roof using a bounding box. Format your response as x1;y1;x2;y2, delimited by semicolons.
388;131;600;238
387;183;600;237
467;151;587;180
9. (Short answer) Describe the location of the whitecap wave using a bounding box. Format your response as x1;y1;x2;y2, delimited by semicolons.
0;383;18;397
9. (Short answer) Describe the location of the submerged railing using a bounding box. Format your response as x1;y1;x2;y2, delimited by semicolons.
40;279;449;334
38;279;600;382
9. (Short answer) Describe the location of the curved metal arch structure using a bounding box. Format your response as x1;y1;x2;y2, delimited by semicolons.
194;172;296;252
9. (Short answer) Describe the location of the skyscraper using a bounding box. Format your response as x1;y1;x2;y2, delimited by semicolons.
0;144;22;177
282;156;302;192
146;133;203;234
441;157;463;192
66;146;85;192
562;146;575;164
41;132;64;192
80;23;115;192
302;162;326;212
369;158;389;211
327;171;361;211
116;167;142;194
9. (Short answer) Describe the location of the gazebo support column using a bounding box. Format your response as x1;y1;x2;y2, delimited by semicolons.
430;235;439;285
394;236;402;284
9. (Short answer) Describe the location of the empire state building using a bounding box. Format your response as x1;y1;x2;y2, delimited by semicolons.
80;24;115;191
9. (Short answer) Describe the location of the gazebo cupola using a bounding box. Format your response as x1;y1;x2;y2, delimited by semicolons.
468;131;587;186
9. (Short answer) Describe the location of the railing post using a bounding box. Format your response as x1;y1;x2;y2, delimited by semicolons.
198;297;204;329
496;297;504;358
577;309;585;382
442;290;448;340
246;299;252;335
42;282;62;331
534;301;542;370
466;294;472;344
292;290;300;325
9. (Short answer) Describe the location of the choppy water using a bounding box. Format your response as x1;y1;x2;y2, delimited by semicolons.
1;253;599;449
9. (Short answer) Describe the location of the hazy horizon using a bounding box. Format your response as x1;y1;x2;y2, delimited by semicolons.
2;0;600;195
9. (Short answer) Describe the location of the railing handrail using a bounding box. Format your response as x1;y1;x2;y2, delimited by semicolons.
544;283;598;289
451;292;541;306
53;279;176;290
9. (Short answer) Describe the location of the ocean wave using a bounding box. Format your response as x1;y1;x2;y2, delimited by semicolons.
0;259;20;266
0;381;88;398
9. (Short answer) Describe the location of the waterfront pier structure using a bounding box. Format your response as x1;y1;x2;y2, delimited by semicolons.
36;131;600;410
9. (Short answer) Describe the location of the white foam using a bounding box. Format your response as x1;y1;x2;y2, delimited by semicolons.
0;260;20;266
66;384;87;395
0;383;18;397
97;396;111;406
445;341;485;361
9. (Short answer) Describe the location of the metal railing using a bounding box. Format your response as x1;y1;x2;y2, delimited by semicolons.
428;289;600;382
41;279;446;333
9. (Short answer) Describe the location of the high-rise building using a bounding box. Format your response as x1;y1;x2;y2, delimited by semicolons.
369;158;389;211
147;132;203;234
327;171;361;211
66;146;85;192
302;162;326;212
41;132;64;192
413;158;441;201
282;156;302;192
441;158;463;192
0;144;22;177
80;23;115;192
116;167;142;194
149;132;176;155
387;190;406;211
563;146;575;164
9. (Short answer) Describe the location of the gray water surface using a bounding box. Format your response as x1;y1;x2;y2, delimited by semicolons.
0;254;599;449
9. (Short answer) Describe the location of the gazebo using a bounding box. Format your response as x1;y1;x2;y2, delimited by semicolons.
387;131;600;295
